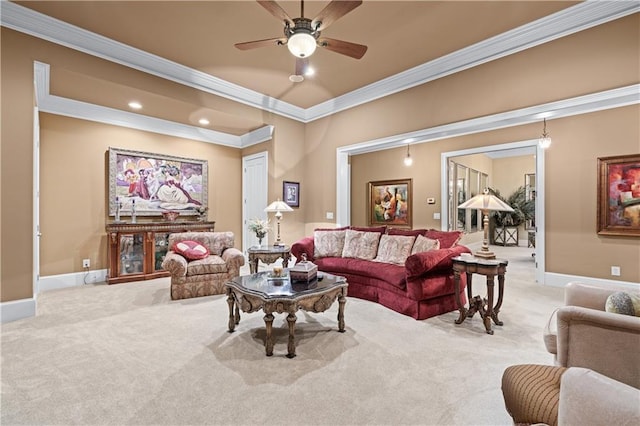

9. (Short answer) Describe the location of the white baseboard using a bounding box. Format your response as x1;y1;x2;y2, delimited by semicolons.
38;269;108;292
543;272;640;289
1;298;36;323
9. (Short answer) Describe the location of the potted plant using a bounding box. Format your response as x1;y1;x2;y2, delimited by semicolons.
489;186;535;246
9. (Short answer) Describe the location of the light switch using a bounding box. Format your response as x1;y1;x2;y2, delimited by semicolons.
326;212;334;220
427;198;436;204
433;212;441;220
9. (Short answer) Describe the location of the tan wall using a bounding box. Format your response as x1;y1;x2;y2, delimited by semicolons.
2;14;639;303
39;114;243;276
493;155;536;197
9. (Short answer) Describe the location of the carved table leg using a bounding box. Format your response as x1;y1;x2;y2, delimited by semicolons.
226;290;236;332
264;313;274;356
282;252;290;269
454;269;468;324
234;304;240;325
249;256;258;274
337;290;346;332
492;273;505;326
465;271;474;318
286;312;297;358
484;275;495;335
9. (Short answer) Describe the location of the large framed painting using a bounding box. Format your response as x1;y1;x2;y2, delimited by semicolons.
108;147;208;217
368;179;412;227
597;154;640;236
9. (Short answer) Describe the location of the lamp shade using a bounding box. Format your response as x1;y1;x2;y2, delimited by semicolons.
287;32;317;58
458;191;514;212
264;199;294;213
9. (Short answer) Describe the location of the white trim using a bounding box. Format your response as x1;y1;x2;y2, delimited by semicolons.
242;151;269;252
3;1;638;123
38;270;109;293
336;151;350;227
544;273;640;290
33;62;273;148
0;298;36;323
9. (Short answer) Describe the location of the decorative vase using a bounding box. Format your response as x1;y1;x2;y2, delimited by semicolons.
256;232;266;247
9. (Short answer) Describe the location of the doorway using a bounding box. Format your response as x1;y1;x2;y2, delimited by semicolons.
441;140;545;283
242;151;268;253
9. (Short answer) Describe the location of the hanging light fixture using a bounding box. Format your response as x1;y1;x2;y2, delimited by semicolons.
539;118;552;149
287;30;317;58
404;144;413;166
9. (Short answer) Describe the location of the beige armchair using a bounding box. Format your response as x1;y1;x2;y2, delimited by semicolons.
544;281;640;388
502;364;640;426
162;231;245;300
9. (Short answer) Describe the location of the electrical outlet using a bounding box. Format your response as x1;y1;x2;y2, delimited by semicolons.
83;258;90;268
611;266;621;276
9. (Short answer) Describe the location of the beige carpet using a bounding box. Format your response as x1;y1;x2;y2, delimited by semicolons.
1;245;563;425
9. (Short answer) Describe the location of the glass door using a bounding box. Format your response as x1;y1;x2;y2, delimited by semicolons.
119;233;144;276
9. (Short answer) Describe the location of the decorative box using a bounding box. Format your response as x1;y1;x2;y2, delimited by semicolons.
289;258;318;282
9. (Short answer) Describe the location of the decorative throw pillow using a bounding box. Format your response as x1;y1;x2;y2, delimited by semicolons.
313;229;347;258
173;240;210;260
605;291;640;317
341;229;381;260
411;234;440;255
425;229;462;249
374;234;416;264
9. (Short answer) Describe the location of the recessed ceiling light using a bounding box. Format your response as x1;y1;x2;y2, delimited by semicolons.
289;74;304;83
128;101;142;110
198;118;210;126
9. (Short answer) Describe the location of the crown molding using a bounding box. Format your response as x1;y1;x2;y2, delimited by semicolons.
339;84;640;155
34;62;273;148
4;1;639;123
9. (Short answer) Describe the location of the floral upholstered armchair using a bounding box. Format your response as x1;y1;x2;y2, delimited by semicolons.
162;231;245;300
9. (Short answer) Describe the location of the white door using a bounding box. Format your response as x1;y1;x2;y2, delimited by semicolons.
33;107;41;296
242;152;268;253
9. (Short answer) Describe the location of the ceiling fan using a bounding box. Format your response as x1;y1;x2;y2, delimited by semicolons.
235;0;368;77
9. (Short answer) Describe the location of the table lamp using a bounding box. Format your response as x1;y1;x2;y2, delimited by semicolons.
457;189;514;259
264;199;293;246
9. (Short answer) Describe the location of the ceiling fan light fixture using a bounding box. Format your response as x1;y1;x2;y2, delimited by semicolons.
287;31;317;58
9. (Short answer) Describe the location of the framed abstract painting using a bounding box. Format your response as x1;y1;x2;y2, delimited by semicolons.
108;147;208;217
597;154;640;236
368;179;412;227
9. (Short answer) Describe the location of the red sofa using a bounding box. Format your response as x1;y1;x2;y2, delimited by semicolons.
291;227;470;320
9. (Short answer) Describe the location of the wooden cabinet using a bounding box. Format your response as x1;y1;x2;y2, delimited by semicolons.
106;221;215;284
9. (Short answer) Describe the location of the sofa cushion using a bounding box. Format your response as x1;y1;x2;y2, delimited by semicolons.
605;291;640;317
405;247;461;277
350;225;386;234
315;257;407;290
186;255;228;276
314;229;347;258
341;229;381;260
173;240;210;260
411;235;440;254
388;228;428;237
374;234;416;265
424;229;462;249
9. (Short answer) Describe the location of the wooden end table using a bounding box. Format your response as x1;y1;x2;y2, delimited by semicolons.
247;245;291;274
225;271;348;358
452;256;508;335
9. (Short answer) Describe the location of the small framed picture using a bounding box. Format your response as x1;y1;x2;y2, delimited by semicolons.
283;181;300;208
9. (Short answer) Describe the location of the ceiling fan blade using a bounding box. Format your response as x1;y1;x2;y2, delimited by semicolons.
317;37;368;59
235;37;287;51
295;57;308;76
256;1;294;26
312;1;362;32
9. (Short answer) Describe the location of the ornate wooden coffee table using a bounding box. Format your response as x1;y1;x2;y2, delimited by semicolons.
225;271;348;358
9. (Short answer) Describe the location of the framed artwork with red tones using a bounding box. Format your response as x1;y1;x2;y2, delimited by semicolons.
368;179;412;228
597;154;640;236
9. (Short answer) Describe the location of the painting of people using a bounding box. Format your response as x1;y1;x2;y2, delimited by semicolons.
109;147;208;217
368;179;412;227
597;154;640;236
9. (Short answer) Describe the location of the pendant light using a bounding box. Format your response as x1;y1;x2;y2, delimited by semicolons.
404;144;413;166
539;118;552;149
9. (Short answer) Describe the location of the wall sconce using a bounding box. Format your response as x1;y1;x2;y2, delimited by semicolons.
539;118;552;149
403;144;413;166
